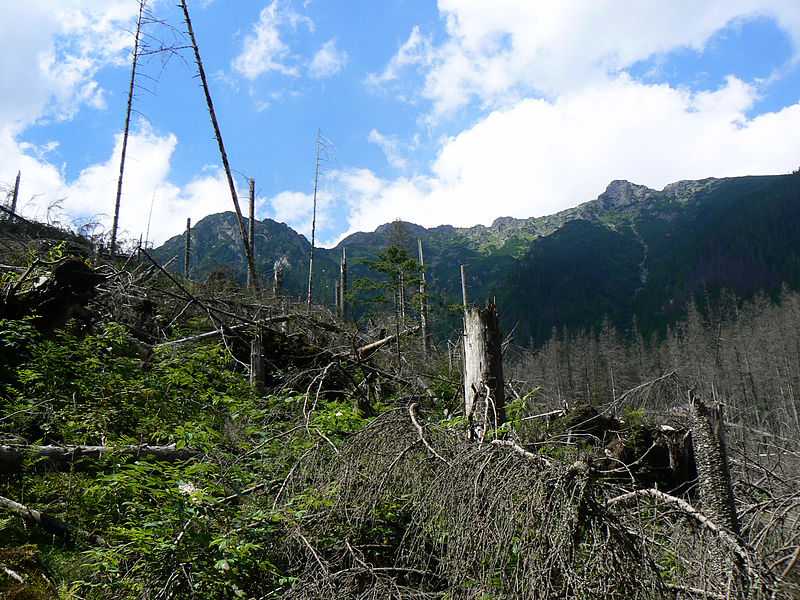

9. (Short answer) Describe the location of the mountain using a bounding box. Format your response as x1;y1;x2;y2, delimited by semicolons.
153;211;340;303
153;172;800;345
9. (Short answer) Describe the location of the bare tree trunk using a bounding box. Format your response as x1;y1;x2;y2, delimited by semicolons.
464;300;506;440
340;247;347;322
112;0;145;256
307;133;321;308
184;217;191;278
688;391;746;591
180;0;259;291
273;261;283;297
10;170;20;216
250;325;264;392
418;238;430;354
247;178;256;290
0;444;199;473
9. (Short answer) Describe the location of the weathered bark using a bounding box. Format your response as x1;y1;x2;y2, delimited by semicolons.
688;391;746;592
0;444;199;473
463;300;506;439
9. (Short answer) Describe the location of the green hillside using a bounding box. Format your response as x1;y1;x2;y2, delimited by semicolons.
152;173;800;345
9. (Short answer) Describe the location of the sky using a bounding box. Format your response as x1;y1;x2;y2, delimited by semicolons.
2;0;800;249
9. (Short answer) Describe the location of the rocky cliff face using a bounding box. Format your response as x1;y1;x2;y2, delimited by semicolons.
595;180;654;209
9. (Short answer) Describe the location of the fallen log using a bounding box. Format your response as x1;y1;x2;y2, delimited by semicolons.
356;324;421;359
0;443;200;473
0;495;107;546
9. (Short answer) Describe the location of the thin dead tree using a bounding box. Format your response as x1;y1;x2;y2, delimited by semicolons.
9;170;20;217
418;238;430;354
184;217;191;278
306;131;334;308
247;178;257;290
111;0;146;256
180;0;259;291
339;247;347;321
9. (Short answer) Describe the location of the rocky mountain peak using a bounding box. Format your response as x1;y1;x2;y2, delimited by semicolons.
596;180;653;209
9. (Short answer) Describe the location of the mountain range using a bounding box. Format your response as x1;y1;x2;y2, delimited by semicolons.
154;172;800;345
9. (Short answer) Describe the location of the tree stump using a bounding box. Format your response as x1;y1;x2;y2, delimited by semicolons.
463;300;506;440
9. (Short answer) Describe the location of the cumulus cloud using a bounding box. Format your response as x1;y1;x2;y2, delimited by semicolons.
232;1;310;78
0;0;138;130
308;39;347;78
268;187;334;242
336;75;800;241
373;1;800;115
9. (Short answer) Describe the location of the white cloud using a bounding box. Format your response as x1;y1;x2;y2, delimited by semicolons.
374;1;800;116
232;1;315;79
308;39;347;78
268;187;333;241
366;26;433;87
336;75;800;240
368;129;414;170
0;0;139;130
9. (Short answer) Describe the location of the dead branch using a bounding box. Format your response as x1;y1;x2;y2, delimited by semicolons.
409;402;450;466
605;488;755;579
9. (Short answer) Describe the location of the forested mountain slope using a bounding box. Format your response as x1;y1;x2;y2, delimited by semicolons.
154;172;800;344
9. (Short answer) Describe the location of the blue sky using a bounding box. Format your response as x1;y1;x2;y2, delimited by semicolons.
2;1;800;248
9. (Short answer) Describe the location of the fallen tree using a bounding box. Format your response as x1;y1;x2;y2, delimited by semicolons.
0;443;200;473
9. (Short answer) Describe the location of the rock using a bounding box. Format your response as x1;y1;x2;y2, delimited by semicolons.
596;180;653;210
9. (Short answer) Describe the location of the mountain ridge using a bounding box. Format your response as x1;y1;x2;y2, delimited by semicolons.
154;172;800;345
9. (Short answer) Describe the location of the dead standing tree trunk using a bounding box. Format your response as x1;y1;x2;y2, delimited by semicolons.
180;0;259;291
9;170;20;217
418;238;430;354
184;217;191;278
247;178;256;290
111;0;145;257
464;300;506;441
339;247;347;322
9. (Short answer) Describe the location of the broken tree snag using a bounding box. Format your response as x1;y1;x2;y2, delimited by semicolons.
418;239;430;354
247;178;256;290
10;170;20;217
250;324;264;392
688;390;746;591
463;300;506;440
184;217;191;278
273;260;284;297
688;392;740;536
339;247;347;322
